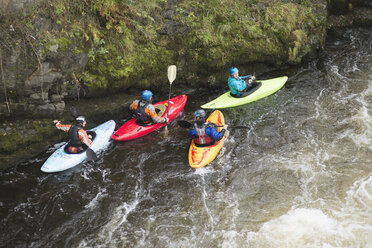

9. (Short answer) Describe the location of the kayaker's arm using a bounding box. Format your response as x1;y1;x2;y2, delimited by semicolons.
189;128;197;138
240;75;256;85
206;126;226;141
245;75;256;85
53;120;71;132
129;100;139;111
78;129;92;146
145;104;167;123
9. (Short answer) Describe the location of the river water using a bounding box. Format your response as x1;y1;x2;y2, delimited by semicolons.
1;27;371;248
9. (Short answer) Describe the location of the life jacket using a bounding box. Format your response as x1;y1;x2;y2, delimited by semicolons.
67;125;83;147
135;100;152;124
193;122;214;145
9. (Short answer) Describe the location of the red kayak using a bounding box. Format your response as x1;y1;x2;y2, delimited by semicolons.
112;94;187;141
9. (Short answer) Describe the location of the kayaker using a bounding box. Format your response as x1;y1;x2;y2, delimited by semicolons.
53;116;92;153
189;109;228;146
228;67;256;97
130;90;169;126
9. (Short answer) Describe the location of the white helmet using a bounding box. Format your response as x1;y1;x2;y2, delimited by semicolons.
76;116;86;123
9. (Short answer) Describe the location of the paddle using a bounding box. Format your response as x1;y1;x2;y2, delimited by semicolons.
70;106;80;119
86;148;98;161
177;120;249;129
69;106;98;161
163;65;177;138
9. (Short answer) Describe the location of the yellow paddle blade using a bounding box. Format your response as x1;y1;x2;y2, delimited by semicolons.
168;65;176;84
163;126;169;139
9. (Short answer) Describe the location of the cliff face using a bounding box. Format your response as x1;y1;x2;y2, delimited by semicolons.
1;0;371;119
0;0;324;118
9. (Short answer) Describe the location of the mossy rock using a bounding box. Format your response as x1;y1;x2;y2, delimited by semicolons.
0;120;59;154
0;132;24;153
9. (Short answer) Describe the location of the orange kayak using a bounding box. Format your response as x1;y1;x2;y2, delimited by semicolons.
188;110;226;168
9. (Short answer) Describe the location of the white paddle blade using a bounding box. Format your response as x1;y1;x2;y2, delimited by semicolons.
168;65;176;84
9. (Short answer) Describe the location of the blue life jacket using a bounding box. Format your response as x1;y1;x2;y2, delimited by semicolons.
228;77;246;96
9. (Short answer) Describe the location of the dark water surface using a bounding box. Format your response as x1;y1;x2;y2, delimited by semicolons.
1;28;371;248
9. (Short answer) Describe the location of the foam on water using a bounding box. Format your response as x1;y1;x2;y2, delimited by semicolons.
245;174;372;247
344;79;372;150
193;166;214;175
246;208;361;248
77;153;150;247
84;187;107;210
345;173;372;212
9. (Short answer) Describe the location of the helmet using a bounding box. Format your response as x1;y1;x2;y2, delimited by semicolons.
194;109;206;119
76;116;86;123
229;67;239;75
141;90;153;101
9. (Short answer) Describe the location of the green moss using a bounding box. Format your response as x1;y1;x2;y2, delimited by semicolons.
289;29;309;63
174;1;326;69
0;132;23;153
1;0;328;92
32;121;57;142
0;120;59;154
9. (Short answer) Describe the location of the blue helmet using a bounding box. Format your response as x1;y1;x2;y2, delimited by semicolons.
194;109;206;119
229;67;239;75
141;90;153;101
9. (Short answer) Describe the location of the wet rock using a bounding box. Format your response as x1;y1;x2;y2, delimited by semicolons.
54;101;65;115
163;9;177;19
50;94;62;103
353;8;372;26
328;7;372;29
28;101;65;117
329;0;350;14
29;92;49;104
24;64;62;95
13;102;27;112
34;103;56;117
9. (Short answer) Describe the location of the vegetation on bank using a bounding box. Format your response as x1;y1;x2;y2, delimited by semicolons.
2;0;328;93
32;0;172;91
178;0;328;67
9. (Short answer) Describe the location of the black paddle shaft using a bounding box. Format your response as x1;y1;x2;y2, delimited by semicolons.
177;120;248;129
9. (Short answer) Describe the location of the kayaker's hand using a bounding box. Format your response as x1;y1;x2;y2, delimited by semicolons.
224;130;230;138
251;76;256;81
53;120;59;124
163;117;169;123
223;124;228;130
248;79;253;84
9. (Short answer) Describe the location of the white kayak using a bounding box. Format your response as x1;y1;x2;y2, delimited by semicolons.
41;120;116;173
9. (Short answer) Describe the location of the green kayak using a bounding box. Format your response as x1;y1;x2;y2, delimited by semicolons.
201;76;288;109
